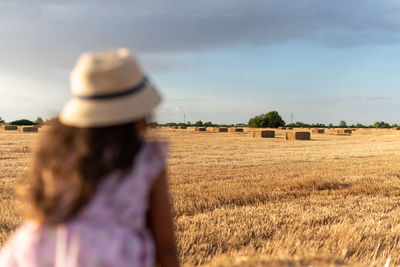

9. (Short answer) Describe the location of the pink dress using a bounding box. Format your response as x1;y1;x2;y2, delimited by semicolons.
0;141;168;267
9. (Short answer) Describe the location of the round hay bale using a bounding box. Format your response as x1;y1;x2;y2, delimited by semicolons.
217;127;228;132
234;128;244;132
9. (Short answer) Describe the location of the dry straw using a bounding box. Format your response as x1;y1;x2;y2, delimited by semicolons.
253;130;275;138
286;131;310;140
195;127;206;132
19;126;39;133
312;129;325;134
2;125;18;131
217;128;228;133
337;129;352;135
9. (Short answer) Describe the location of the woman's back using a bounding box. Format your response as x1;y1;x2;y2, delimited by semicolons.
0;141;168;267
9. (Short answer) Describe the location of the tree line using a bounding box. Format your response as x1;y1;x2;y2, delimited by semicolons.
2;113;399;129
0;117;45;125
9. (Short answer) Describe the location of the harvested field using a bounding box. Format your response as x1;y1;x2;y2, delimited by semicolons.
2;128;400;266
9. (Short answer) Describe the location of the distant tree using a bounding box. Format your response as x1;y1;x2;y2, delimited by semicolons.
10;119;35;125
328;123;333;128
0;117;4;124
194;120;203;126
339;120;347;128
355;123;365;128
204;121;213;126
248;111;285;128
311;123;326;128
294;121;309;128
186;121;191;126
35;117;44;125
373;121;391;128
392;124;398;128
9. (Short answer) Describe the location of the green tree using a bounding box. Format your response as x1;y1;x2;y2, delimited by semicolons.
194;120;203;126
35;117;44;125
355;123;364;128
0;117;4;124
373;121;391;128
10;119;35;125
339;120;347;128
248;111;285;128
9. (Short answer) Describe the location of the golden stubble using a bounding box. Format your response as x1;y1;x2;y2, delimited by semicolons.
2;127;400;266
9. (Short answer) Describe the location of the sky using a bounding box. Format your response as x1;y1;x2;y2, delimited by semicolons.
1;0;400;125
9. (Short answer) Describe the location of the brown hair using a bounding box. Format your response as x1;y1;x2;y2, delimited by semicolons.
21;119;144;224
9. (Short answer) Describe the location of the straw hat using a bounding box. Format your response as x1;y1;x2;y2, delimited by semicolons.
59;48;161;127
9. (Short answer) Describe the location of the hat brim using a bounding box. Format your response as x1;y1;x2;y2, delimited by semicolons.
59;84;161;127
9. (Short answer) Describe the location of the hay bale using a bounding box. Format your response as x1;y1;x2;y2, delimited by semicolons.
3;125;18;131
217;127;228;132
195;127;206;132
286;131;310;140
312;129;325;134
278;127;286;130
20;126;38;133
287;127;293;130
394;127;400;130
234;128;244;132
337;129;352;135
179;126;187;129
253;130;275;138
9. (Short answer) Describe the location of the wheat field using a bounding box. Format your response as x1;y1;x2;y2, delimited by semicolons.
2;128;400;266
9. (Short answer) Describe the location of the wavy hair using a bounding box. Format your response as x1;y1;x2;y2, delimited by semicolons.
21;119;144;224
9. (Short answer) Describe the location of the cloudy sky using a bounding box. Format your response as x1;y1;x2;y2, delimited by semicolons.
2;0;400;125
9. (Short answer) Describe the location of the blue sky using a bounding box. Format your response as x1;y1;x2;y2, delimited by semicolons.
1;0;400;125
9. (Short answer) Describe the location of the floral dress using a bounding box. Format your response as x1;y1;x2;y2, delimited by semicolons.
0;141;168;267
